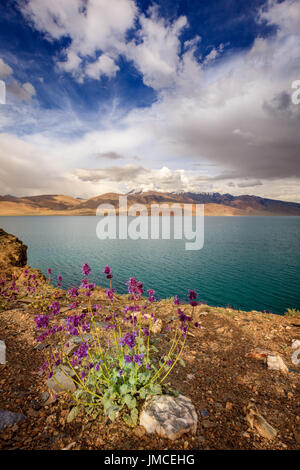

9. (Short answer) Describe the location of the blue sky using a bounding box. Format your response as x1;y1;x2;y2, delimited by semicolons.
0;0;299;201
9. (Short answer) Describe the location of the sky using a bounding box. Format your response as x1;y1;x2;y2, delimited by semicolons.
0;0;299;201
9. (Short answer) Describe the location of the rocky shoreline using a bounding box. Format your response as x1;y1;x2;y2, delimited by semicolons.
0;228;299;450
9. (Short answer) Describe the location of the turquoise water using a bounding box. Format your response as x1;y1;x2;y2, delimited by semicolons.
0;216;299;314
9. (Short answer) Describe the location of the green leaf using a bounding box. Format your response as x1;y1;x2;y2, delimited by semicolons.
149;383;162;395
120;384;130;395
123;394;137;410
130;407;138;426
178;358;186;367
124;407;138;427
139;388;147;399
66;406;80;423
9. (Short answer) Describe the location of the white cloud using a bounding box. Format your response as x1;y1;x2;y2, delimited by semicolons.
2;0;299;203
85;54;119;79
125;6;188;89
6;80;36;101
20;0;137;80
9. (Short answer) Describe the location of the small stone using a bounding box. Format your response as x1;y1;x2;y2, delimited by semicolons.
0;340;6;364
62;441;77;450
27;408;40;417
40;391;50;402
184;440;188;449
187;374;195;380
245;348;273;361
294;432;300;444
267;355;288;374
0;410;26;431
202;420;214;429
134;425;146;438
151;319;163;334
140;394;197;441
292;340;300;349
46;365;76;394
200;409;209;418
225;402;233;411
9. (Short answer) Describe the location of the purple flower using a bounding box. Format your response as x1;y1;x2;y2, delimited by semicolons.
124;355;132;364
188;289;198;306
119;332;136;349
178;308;191;323
105;288;116;302
49;301;60;316
133;354;143;366
173;295;180;305
125;277;144;298
142;328;149;337
118;369;124;377
69;301;78;309
167;359;172;367
81;263;91;277
146;363;150;370
47;268;52;275
74;342;89;364
34;314;49;329
103;265;111;275
68;287;79;298
147;288;156;303
95;359;102;371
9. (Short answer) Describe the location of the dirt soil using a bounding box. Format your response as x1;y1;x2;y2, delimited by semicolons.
0;291;299;450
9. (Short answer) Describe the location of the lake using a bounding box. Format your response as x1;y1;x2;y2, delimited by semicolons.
0;216;299;314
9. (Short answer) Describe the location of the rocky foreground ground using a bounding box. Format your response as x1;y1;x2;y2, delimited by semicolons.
0;228;299;450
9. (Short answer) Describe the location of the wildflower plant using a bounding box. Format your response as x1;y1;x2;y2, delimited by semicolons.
31;264;201;426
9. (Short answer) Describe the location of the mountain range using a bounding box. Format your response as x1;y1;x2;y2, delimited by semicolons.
0;192;300;216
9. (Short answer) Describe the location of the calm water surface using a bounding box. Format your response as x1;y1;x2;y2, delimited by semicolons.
0;216;299;314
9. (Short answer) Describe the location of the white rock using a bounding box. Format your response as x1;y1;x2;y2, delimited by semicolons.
151;319;163;334
267;354;288;374
292;340;300;349
0;340;6;364
140;394;197;441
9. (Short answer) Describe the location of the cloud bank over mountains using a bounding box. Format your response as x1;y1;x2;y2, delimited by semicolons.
0;0;299;201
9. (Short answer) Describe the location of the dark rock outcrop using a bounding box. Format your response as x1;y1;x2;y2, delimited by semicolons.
0;228;27;268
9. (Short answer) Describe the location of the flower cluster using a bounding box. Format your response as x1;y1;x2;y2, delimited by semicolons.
27;262;204;427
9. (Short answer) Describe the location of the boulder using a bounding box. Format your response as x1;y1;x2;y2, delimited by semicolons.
0;228;27;268
140;394;197;441
0;410;25;431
